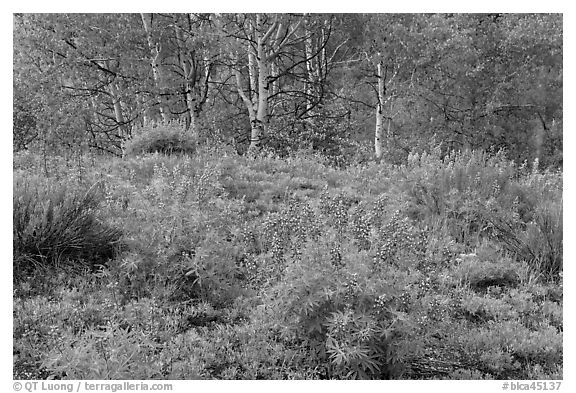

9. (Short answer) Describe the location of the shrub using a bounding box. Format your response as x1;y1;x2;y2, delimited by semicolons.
373;210;427;271
266;237;422;379
13;175;122;279
261;197;321;264
124;122;197;156
324;308;397;379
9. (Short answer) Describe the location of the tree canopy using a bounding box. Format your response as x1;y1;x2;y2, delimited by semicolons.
13;13;562;167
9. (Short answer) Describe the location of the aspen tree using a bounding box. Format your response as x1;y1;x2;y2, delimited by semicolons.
140;13;169;123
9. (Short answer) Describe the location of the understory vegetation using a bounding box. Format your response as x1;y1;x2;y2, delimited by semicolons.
13;140;562;380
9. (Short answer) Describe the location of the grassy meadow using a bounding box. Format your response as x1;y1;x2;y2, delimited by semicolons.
13;139;562;380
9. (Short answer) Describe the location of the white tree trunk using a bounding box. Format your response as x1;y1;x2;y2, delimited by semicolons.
304;23;315;117
234;65;258;128
251;31;270;153
174;25;195;133
137;95;149;126
375;57;385;160
189;111;199;136
174;20;212;137
140;13;168;123
226;14;303;154
235;74;259;153
248;47;258;101
109;81;128;138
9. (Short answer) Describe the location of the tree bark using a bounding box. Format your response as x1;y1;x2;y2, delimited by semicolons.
251;22;270;153
108;81;128;138
375;56;385;160
304;21;316;117
226;14;305;154
174;24;196;133
137;95;149;126
173;16;212;136
234;64;257;125
234;63;260;154
140;13;168;123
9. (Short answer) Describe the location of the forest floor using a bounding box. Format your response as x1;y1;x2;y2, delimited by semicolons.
13;147;563;380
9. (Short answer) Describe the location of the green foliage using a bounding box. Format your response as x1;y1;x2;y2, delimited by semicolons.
13;10;563;381
94;153;245;306
264;236;422;379
459;320;562;378
158;304;321;379
14;288;178;379
13;174;122;278
13;147;562;380
482;169;563;279
399;148;563;279
267;105;355;165
453;254;521;291
13;86;38;152
124;122;197;157
324;308;397;379
42;323;163;379
261;197;321;263
373;210;427;270
14;14;562;167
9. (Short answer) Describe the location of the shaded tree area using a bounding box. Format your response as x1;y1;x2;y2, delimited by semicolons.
13;13;562;167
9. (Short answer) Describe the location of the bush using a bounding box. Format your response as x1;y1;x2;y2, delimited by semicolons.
13;174;122;278
124;122;197;156
265;236;422;379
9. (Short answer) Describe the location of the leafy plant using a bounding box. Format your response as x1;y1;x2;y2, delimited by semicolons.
13;145;563;380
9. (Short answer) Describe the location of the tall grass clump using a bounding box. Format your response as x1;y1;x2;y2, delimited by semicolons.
13;174;122;279
397;147;562;280
124;122;197;157
483;166;563;280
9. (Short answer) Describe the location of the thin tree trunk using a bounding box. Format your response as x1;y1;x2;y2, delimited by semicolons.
174;20;211;136
140;13;168;123
190;111;201;136
234;65;259;155
251;33;270;153
304;28;316;124
304;17;330;128
108;81;128;139
243;15;269;154
234;65;257;127
137;95;149;126
174;24;196;133
386;102;393;152
375;56;385;161
248;49;258;102
227;14;303;154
